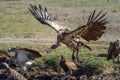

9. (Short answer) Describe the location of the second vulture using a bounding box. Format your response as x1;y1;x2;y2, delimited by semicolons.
8;46;42;74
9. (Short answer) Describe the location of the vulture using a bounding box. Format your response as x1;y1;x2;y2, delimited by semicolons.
29;4;107;62
8;46;42;74
59;55;79;75
0;62;27;80
0;50;11;64
107;39;120;63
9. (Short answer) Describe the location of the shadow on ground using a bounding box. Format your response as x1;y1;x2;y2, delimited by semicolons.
97;53;108;58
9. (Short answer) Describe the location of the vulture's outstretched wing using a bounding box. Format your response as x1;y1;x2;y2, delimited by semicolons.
29;4;107;42
8;46;42;60
21;48;42;60
29;4;66;32
65;10;108;42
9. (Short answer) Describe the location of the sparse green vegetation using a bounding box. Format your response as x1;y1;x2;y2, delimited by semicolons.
81;59;112;76
44;55;61;71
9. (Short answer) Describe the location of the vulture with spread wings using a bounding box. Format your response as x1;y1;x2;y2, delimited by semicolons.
8;46;42;74
29;4;107;62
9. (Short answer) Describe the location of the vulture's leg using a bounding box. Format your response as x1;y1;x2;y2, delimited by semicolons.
51;35;61;49
76;50;79;62
72;51;76;62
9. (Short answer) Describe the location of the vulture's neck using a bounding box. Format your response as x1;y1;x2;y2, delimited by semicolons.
47;21;66;32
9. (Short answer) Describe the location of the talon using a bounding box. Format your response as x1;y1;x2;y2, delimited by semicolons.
51;44;58;49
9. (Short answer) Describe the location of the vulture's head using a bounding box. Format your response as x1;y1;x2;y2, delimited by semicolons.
107;40;120;60
8;46;21;52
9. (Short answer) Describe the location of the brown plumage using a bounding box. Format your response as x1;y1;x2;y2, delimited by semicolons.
18;47;42;60
8;46;42;60
0;62;27;80
0;50;11;63
107;40;120;63
59;56;79;75
8;46;42;74
29;4;107;62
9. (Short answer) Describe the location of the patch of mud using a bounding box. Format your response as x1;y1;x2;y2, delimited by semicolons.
0;65;120;80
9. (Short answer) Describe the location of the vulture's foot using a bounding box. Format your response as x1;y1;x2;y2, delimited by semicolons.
51;44;59;49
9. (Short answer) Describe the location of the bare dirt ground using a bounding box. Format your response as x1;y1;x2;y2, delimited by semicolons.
0;64;120;80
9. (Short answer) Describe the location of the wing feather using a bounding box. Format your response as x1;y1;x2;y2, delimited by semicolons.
21;48;42;60
29;4;66;32
88;10;96;23
92;10;103;22
65;10;107;41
